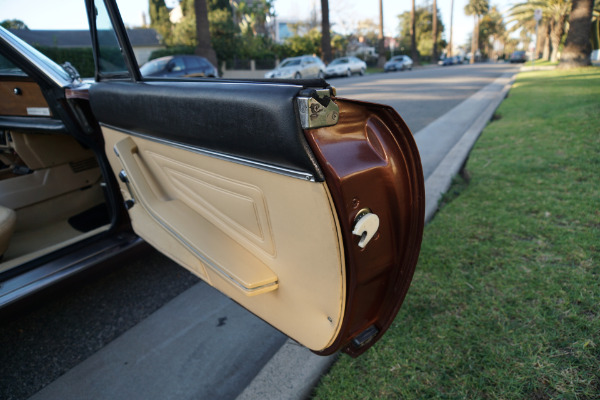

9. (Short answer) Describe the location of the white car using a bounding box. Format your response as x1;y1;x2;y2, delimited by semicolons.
264;55;326;79
324;57;367;78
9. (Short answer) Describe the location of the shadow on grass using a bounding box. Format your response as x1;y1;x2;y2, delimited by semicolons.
438;171;470;211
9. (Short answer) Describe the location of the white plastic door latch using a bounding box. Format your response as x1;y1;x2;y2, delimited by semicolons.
352;211;380;249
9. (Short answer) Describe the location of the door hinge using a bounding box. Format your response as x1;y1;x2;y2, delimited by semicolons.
297;88;339;129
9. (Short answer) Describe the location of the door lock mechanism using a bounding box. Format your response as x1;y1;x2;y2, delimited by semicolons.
352;209;380;249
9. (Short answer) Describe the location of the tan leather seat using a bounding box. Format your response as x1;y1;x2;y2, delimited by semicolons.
0;205;16;257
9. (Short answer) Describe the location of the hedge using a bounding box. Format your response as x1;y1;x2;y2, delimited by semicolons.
34;46;95;78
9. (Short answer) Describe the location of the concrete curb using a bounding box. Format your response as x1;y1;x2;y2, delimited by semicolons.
237;72;517;400
236;340;337;400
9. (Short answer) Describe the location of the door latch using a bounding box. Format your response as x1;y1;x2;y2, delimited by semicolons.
297;88;339;129
352;209;380;249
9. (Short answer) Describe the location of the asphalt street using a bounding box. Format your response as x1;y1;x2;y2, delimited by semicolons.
331;62;517;134
0;62;520;400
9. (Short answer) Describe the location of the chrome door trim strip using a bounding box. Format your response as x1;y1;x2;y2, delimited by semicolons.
100;123;316;182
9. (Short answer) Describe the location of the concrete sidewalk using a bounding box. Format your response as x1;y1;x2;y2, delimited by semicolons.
28;72;516;400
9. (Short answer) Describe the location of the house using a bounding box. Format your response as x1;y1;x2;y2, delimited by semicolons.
9;28;164;65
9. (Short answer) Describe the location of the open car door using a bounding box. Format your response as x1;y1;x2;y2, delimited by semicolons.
85;0;424;357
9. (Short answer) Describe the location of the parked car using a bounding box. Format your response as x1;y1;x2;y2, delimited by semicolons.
140;55;218;78
264;55;325;79
384;55;413;72
0;0;425;358
510;51;527;63
324;56;367;78
437;56;454;66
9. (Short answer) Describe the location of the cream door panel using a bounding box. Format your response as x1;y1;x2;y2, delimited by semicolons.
103;127;346;351
144;151;276;257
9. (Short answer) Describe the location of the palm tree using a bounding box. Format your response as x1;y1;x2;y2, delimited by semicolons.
509;0;571;62
537;21;552;60
432;0;438;62
559;0;594;67
479;6;506;60
508;2;542;57
195;0;218;67
465;0;490;63
321;0;332;63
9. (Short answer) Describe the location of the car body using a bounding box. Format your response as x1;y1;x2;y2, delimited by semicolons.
510;51;527;63
0;0;424;357
384;55;413;72
264;55;325;79
437;56;454;66
139;55;218;78
324;56;367;78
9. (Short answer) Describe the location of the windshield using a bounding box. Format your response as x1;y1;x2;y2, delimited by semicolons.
140;58;169;76
0;26;72;85
0;53;26;76
279;59;301;68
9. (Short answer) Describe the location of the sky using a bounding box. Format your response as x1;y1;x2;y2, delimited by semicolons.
1;0;516;49
274;0;516;47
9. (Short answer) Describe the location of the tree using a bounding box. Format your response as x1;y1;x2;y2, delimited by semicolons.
432;0;439;62
149;0;172;43
593;2;600;53
284;28;322;57
195;0;218;66
545;0;571;62
398;6;445;60
1;19;28;30
355;19;380;46
465;0;489;63
410;0;419;63
559;0;594;67
331;33;349;58
479;6;506;60
171;10;197;47
232;0;274;36
208;7;239;62
509;0;571;62
321;0;332;63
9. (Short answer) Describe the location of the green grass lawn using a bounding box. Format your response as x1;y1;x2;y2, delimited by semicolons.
366;66;384;74
313;67;600;399
524;59;559;67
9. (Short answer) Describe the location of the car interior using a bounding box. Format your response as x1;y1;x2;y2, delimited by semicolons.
0;62;111;274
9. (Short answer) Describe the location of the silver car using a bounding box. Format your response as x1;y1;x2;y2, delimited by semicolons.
324;57;367;78
264;55;325;79
384;55;414;72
